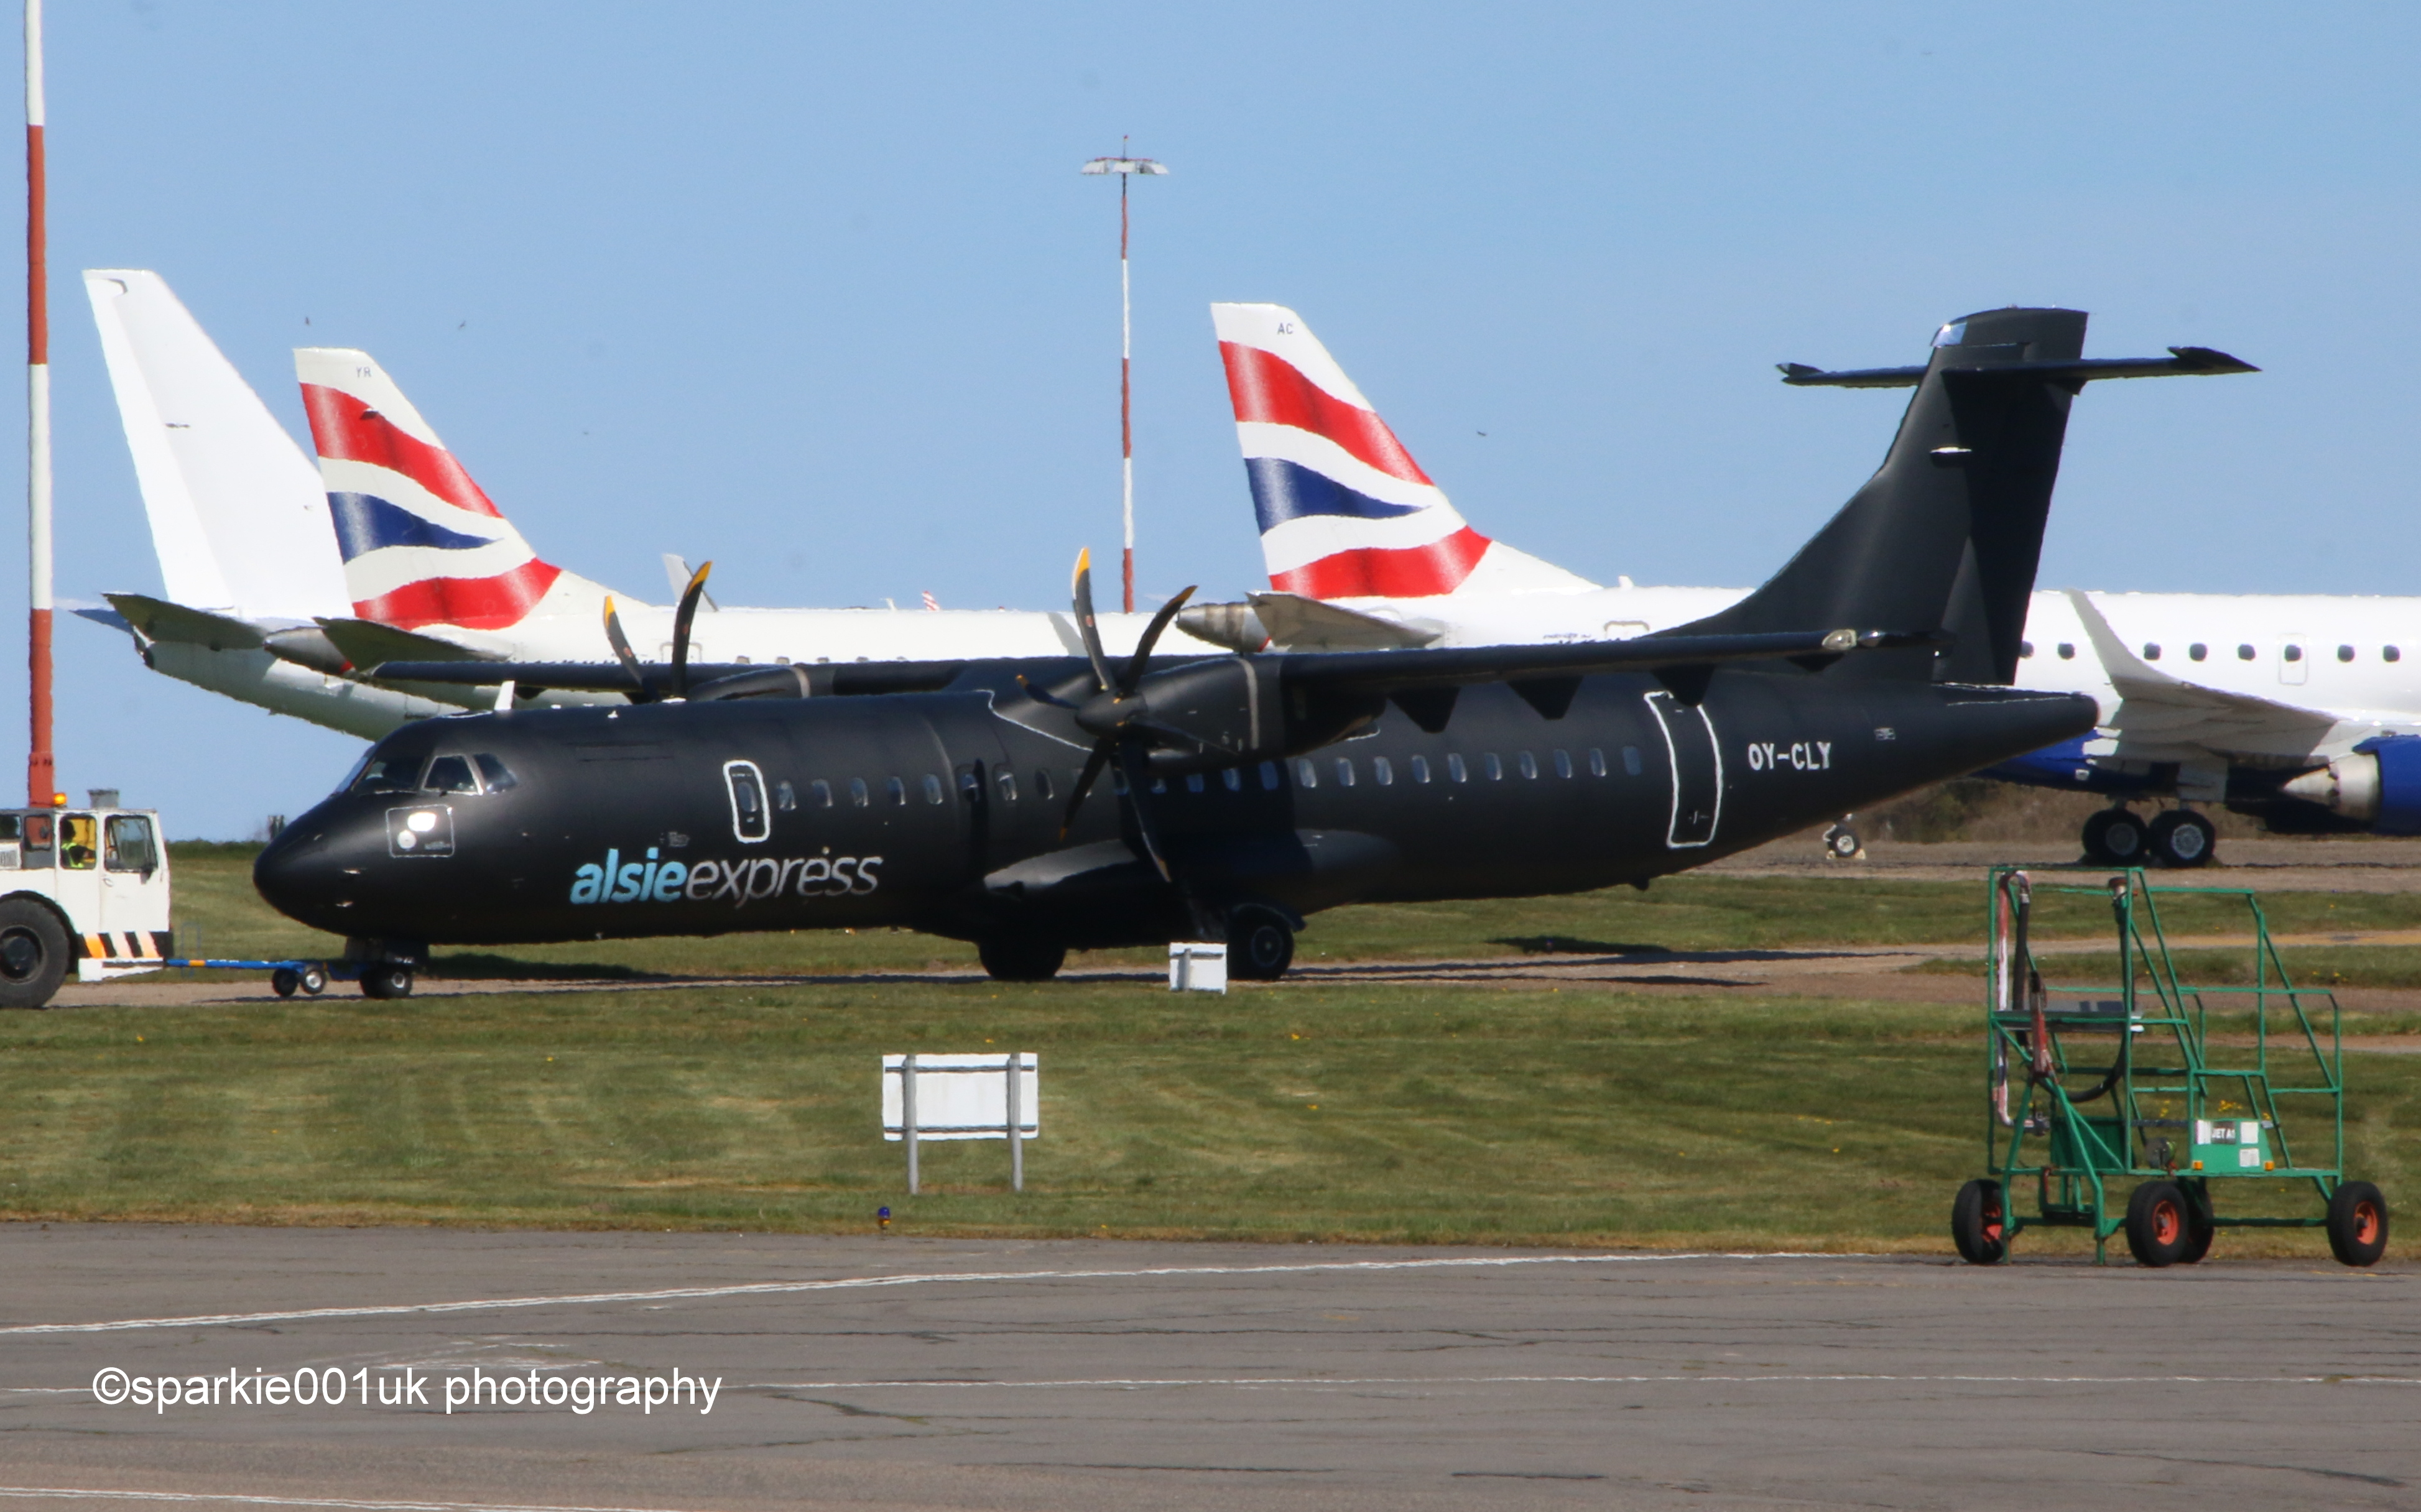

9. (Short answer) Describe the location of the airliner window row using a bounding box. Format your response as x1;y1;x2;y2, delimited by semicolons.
774;746;1656;811
2021;640;2403;665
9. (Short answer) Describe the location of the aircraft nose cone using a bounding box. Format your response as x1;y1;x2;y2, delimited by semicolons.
252;818;354;930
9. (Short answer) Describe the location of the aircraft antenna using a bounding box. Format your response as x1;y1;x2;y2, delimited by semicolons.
1081;142;1167;614
22;0;50;807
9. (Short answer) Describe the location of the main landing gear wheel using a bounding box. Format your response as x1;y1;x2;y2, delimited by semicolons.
1950;1178;2007;1265
1822;821;1864;861
359;964;415;1000
2149;809;2217;869
0;898;67;1009
2081;808;2150;867
1228;908;1296;982
2126;1179;2194;1267
2327;1180;2390;1267
978;937;1066;982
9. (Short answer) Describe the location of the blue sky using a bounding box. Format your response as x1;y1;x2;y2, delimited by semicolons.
7;3;2419;834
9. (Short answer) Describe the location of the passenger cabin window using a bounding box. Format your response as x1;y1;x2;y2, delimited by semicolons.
2189;643;2208;662
849;778;869;808
2019;641;2034;658
1517;751;1538;779
1373;756;1394;785
930;773;951;804
2284;645;2304;663
2339;645;2357;663
1295;758;1318;788
1185;773;1206;794
2057;643;2075;660
775;780;797;811
887;777;909;806
1334;758;1355;787
1447;753;1468;783
1222;768;1243;791
1035;769;1056;800
1484;753;1504;781
1410;754;1432;783
724;761;771;842
352;753;425;794
2389;647;2404;664
474;754;518;791
2142;643;2160;662
424;755;479;794
59;814;97;870
104;814;156;874
1622;745;1644;776
1588;748;1608;777
996;769;1018;802
2238;644;2256;660
1553;750;1573;778
810;778;834;808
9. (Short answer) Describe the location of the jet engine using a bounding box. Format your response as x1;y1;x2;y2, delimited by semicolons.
2279;737;2421;834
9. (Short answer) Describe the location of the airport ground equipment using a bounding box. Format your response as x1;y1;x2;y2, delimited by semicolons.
0;802;172;1006
1956;867;2386;1267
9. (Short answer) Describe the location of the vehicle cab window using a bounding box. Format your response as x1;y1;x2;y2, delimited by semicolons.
105;815;157;874
59;814;98;870
18;813;52;868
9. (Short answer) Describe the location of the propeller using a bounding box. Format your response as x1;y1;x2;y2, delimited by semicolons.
1048;548;1197;881
600;560;715;701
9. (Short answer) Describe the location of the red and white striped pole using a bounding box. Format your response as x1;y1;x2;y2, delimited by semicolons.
23;0;50;808
1080;147;1165;615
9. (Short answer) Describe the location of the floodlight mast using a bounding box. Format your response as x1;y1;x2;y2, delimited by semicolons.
1080;145;1166;614
22;0;49;808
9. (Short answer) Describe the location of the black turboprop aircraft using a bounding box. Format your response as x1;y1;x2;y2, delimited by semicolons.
254;308;2249;995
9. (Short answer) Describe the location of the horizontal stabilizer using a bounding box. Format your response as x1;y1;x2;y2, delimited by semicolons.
1779;346;2257;389
316;616;500;670
103;592;266;652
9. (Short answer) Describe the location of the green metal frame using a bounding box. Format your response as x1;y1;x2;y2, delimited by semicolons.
1981;866;2347;1261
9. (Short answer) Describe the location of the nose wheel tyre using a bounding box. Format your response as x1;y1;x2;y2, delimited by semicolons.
1950;1178;2007;1265
2149;809;2217;869
2126;1179;2194;1266
978;938;1067;982
0;898;68;1009
271;967;300;998
359;964;415;1000
2081;808;2150;867
1228;908;1295;982
1822;822;1864;861
2326;1180;2389;1267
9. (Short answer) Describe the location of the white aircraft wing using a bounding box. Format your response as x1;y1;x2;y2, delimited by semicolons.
2065;589;2338;749
85;270;351;620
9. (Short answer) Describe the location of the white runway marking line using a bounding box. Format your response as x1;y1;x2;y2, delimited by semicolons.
0;1491;692;1512
752;1373;2421;1390
0;1252;1858;1337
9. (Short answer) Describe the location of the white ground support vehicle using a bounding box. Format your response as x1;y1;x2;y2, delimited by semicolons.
0;803;173;1007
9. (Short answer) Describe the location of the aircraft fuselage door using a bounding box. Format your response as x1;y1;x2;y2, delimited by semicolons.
2280;633;2309;686
1645;691;1723;848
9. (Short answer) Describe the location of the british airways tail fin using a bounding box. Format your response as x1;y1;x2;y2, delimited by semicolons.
1211;303;1595;599
295;348;611;634
84;270;351;621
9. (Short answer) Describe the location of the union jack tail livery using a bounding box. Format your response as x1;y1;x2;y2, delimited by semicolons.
295;348;606;633
1212;303;1595;599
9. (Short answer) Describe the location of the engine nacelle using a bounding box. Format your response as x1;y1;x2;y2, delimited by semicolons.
2279;737;2421;834
1081;658;1382;773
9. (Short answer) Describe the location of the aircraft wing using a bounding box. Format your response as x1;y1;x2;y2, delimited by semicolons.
317;617;504;669
2064;589;2337;746
103;591;267;652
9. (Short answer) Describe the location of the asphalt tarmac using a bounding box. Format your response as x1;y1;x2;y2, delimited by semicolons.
1;1227;2414;1511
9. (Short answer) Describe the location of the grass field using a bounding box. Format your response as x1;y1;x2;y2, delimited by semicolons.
0;845;2408;1255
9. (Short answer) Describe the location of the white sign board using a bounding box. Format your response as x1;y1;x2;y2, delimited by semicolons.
1169;941;1228;992
882;1053;1037;1140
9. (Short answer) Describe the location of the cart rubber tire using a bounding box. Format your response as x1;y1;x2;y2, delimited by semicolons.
271;967;300;998
0;897;70;1009
2326;1181;2389;1267
2179;1181;2216;1264
1951;1178;2007;1265
2126;1179;2193;1267
977;938;1065;982
359;964;415;1000
2149;809;2217;869
300;964;329;996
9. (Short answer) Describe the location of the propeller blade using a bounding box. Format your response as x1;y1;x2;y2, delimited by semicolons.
1017;673;1081;711
670;560;713;697
1118;584;1198;696
1070;547;1114;694
1059;739;1114;840
601;596;647;695
1114;739;1173;883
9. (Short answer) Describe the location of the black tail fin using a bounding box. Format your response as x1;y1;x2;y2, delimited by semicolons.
1679;307;2253;683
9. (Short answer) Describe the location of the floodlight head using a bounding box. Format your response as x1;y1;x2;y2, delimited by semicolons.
1081;157;1169;176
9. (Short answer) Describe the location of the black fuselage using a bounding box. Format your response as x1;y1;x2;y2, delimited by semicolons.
254;659;2095;954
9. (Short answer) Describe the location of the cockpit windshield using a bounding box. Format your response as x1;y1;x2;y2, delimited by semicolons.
350;750;430;795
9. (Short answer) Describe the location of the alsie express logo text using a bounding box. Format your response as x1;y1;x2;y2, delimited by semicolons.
570;847;882;907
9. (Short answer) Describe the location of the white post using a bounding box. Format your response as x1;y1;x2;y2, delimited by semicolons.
23;0;52;808
1118;169;1133;614
902;1053;919;1196
1006;1052;1022;1193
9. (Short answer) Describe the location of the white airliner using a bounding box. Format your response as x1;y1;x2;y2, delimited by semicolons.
1182;302;2421;866
82;270;1220;740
